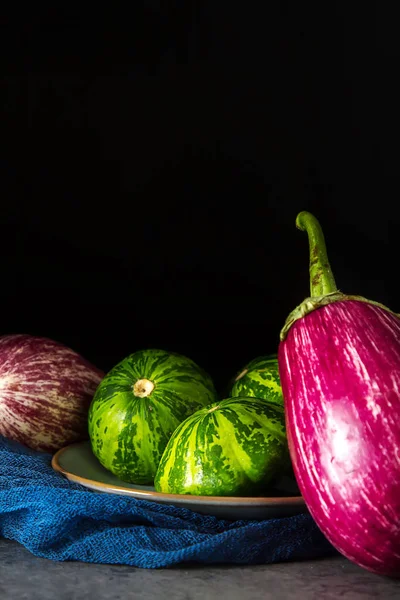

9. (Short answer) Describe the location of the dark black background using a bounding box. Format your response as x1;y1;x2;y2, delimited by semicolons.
1;4;400;392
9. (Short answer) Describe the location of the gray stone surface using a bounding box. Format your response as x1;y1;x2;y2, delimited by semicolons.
0;539;399;599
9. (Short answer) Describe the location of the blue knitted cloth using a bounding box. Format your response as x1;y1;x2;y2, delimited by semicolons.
0;436;335;568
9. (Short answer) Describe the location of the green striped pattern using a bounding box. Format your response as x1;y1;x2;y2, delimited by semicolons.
88;349;218;484
154;396;288;497
229;354;283;407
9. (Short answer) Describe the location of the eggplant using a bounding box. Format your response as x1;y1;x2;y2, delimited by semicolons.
0;334;104;452
278;211;400;577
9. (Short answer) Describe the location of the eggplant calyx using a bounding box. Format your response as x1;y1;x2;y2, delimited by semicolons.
279;292;400;341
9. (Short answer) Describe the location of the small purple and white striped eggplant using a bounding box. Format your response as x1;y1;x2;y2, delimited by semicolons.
0;334;104;453
278;211;400;577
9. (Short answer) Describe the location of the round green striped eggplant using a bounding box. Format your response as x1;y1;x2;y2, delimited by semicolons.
88;349;218;484
154;396;289;497
229;354;283;407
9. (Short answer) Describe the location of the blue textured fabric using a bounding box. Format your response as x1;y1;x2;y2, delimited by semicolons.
0;436;335;568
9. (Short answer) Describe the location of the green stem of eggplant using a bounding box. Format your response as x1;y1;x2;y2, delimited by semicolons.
296;211;338;297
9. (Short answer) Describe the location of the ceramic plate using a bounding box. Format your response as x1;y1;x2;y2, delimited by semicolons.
52;441;307;521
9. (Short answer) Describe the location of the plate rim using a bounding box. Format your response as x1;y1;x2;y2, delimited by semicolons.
52;441;306;508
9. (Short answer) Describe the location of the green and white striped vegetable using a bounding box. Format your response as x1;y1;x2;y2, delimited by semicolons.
154;396;289;496
88;349;218;484
230;355;283;407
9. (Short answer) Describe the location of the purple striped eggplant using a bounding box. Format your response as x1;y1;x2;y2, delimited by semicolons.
0;334;104;452
278;211;400;577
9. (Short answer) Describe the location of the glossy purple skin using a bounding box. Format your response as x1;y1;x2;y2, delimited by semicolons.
0;334;104;452
278;300;400;576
